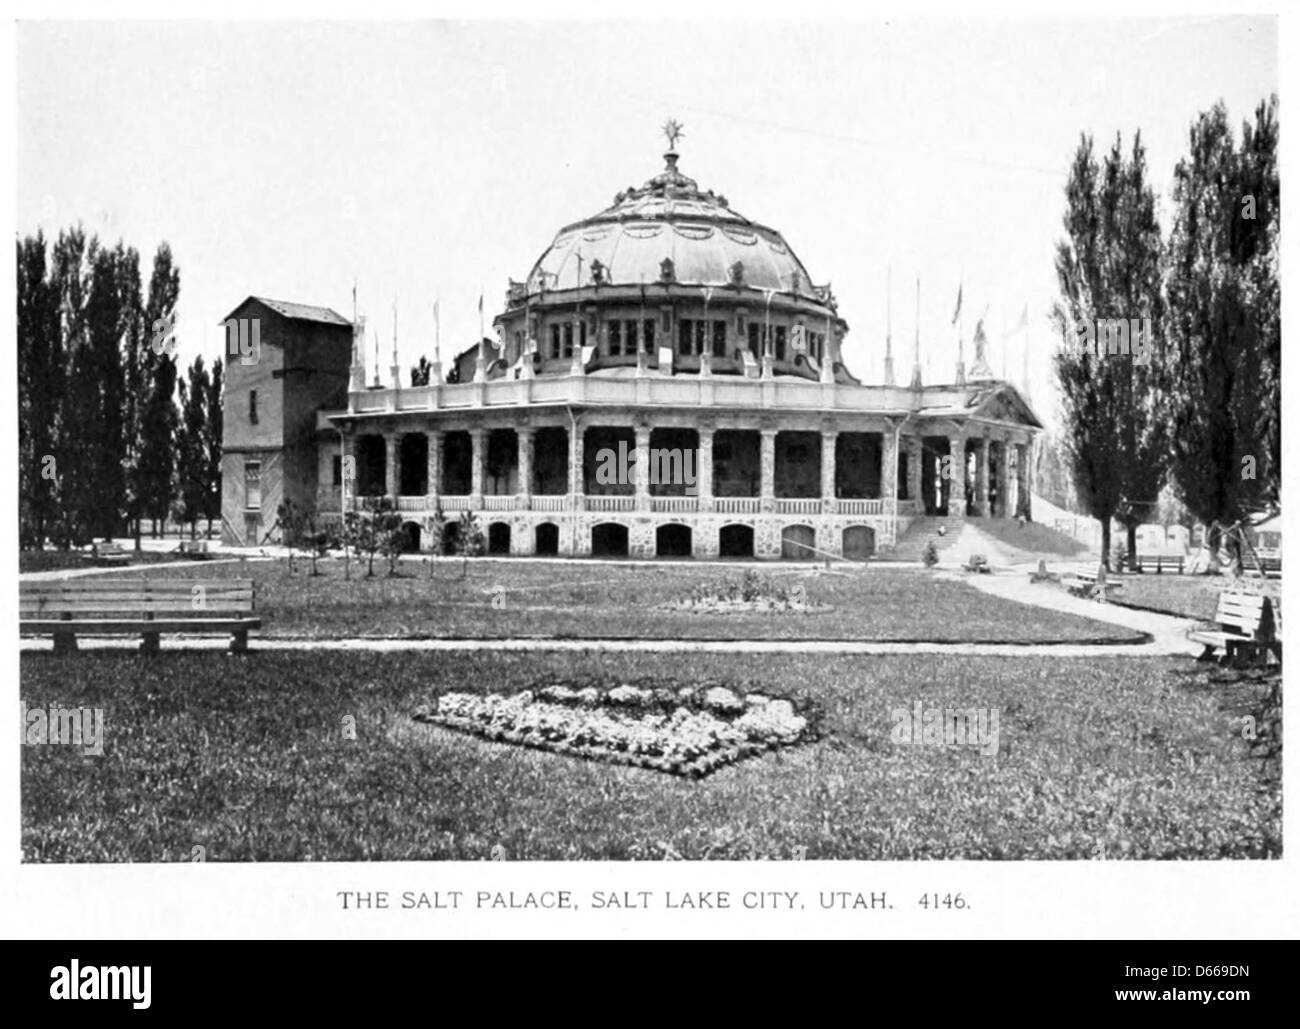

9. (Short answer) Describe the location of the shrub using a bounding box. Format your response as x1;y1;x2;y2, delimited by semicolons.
922;540;939;568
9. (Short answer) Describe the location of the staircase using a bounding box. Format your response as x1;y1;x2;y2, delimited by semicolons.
881;515;967;562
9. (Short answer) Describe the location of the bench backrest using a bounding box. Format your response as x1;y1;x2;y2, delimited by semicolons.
1213;592;1276;640
20;579;255;619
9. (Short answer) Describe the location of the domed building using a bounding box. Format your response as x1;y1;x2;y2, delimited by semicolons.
220;130;1043;559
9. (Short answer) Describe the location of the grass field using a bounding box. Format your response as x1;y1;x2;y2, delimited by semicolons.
21;649;1279;861
1115;573;1282;623
966;517;1090;558
87;559;1145;644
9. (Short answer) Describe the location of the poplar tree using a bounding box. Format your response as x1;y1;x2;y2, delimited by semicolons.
1165;96;1279;569
1051;132;1169;569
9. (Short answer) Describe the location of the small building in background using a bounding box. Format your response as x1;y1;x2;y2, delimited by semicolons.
218;296;352;546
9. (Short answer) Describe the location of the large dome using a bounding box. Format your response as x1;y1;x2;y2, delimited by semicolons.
525;150;819;296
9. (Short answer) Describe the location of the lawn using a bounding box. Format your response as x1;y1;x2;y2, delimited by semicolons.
21;649;1279;861
87;558;1146;644
1114;572;1282;623
19;548;185;574
966;517;1089;558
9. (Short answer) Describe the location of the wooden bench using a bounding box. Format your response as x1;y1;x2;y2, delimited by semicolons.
1061;562;1124;601
20;578;259;654
1135;553;1184;574
177;539;211;558
1188;591;1281;667
81;541;132;565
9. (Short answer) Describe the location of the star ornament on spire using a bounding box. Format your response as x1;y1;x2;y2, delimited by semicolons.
662;118;685;152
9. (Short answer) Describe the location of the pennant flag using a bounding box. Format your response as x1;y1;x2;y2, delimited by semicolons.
951;284;963;327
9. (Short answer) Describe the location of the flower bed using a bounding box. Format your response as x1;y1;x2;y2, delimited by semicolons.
659;569;831;615
413;678;815;778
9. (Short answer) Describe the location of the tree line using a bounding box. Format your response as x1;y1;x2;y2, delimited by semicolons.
17;228;223;549
1052;96;1279;569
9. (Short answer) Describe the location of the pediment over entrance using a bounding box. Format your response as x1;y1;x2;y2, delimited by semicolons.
916;382;1043;431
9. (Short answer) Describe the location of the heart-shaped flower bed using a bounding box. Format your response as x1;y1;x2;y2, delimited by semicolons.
413;678;815;778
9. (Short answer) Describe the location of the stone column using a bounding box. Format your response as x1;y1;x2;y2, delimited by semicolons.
1016;441;1031;519
569;423;585;507
976;437;991;517
384;433;399;499
907;437;923;508
946;435;966;517
881;429;898;505
469;427;486;507
1020;439;1034;520
426;429;441;506
821;428;837;511
995;439;1010;518
517;427;534;508
340;432;356;512
760;428;777;511
633;424;651;507
696;425;714;511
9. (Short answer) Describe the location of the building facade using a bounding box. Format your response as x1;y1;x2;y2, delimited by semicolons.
222;142;1043;558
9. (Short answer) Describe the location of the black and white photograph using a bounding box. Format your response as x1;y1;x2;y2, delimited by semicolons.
5;4;1293;945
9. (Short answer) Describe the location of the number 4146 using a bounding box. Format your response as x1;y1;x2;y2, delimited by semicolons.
918;893;967;910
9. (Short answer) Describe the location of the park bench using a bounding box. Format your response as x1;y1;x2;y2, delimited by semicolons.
1061;562;1124;602
20;578;259;654
1188;591;1281;667
1134;553;1184;574
176;539;211;558
82;541;132;565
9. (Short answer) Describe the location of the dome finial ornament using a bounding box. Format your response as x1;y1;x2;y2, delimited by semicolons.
662;118;685;152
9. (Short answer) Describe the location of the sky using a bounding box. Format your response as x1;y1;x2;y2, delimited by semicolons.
15;17;1277;427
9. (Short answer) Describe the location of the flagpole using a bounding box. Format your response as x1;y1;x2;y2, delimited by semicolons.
1023;304;1030;399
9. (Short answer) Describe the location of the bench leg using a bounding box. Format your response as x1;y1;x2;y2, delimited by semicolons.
140;632;161;655
1195;644;1218;663
53;632;78;656
230;630;248;654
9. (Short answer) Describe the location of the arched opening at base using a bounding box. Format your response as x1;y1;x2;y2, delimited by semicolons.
842;525;876;561
591;522;629;558
440;520;461;556
400;521;422;553
719;524;755;558
534;522;559;556
781;524;817;560
655;523;692;558
487;522;511;555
